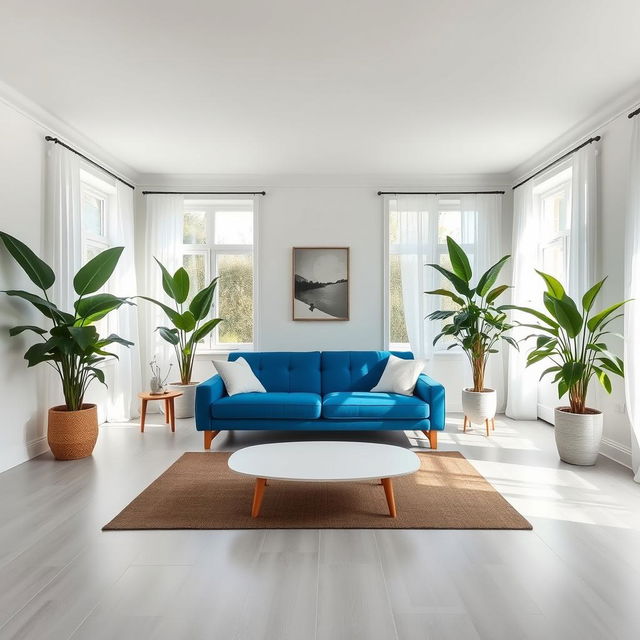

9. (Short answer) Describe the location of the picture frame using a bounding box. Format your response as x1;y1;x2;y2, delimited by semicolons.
292;247;350;321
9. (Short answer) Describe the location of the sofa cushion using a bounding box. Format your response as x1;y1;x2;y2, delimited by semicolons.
321;351;415;394
211;392;322;420
322;391;429;420
229;352;321;393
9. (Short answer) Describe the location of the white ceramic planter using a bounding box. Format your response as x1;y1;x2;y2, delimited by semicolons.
167;382;199;419
554;407;603;466
461;388;497;424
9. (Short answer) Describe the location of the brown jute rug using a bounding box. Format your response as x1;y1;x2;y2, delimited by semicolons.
103;451;531;530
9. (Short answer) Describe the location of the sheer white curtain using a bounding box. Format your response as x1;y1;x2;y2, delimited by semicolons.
393;193;504;368
506;181;539;419
45;144;83;408
568;144;598;300
395;194;437;359
625;118;640;483
45;144;82;310
463;193;505;397
140;194;184;379
105;182;142;420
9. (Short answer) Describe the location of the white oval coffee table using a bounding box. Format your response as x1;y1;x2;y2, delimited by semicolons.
228;441;421;518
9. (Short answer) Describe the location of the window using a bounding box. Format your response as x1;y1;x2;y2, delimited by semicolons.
80;170;115;336
81;184;109;263
387;196;478;353
182;199;255;349
535;170;571;285
532;166;572;421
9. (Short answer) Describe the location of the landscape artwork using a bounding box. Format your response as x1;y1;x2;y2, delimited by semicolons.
292;247;349;320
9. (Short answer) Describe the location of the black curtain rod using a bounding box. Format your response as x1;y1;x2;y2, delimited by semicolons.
512;135;601;191
142;190;266;196
628;106;640;119
45;136;135;189
377;190;505;196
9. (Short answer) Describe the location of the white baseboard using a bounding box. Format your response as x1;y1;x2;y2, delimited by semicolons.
0;435;49;474
600;437;632;469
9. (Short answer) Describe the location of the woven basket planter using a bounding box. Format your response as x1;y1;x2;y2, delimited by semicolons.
47;403;98;460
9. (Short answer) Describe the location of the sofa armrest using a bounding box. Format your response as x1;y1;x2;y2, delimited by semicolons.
414;373;445;430
195;375;225;430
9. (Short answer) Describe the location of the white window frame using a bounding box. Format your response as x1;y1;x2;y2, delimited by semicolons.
182;200;256;351
535;178;571;282
79;170;116;336
532;166;573;422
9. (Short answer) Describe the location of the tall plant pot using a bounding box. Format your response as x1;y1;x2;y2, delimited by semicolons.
461;388;497;424
48;404;98;460
167;382;199;419
554;407;603;466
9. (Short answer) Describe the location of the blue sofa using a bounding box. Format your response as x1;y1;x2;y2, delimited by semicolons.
196;351;445;450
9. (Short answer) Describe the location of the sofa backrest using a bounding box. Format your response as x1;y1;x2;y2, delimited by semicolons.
321;351;414;394
228;352;322;393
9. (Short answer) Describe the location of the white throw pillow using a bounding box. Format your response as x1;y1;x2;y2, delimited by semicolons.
214;357;266;396
370;355;424;396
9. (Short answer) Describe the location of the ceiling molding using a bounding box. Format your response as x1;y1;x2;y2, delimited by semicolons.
0;79;139;185
510;80;640;186
137;172;512;191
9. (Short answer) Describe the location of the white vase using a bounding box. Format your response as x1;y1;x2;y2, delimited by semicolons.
461;388;497;424
167;382;199;419
554;407;603;466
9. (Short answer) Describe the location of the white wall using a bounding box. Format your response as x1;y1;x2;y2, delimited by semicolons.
137;176;512;411
0;99;49;472
511;92;640;468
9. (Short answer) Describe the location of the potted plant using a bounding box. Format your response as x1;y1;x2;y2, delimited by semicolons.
426;236;517;434
0;232;133;460
513;271;627;465
141;259;221;419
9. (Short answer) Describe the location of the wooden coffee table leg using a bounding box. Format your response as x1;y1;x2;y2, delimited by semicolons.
381;478;397;517
140;399;147;433
169;398;176;432
252;478;267;517
164;398;170;424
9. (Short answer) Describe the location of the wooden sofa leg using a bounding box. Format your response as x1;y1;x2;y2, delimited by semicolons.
204;430;219;450
422;430;438;449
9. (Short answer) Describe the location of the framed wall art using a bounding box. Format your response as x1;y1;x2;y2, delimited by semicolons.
292;247;349;321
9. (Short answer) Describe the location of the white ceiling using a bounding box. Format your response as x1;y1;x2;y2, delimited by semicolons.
1;0;640;176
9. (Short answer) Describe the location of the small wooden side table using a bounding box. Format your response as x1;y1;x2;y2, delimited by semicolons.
138;391;183;433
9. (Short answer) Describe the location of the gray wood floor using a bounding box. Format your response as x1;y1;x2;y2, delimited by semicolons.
0;415;639;640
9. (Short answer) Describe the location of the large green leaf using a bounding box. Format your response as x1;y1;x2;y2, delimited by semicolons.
73;247;124;296
561;361;585;386
426;264;472;297
75;293;130;324
157;326;180;345
485;284;509;304
86;366;106;386
68;326;98;351
189;278;218;320
96;333;134;349
476;255;510;297
172;267;190;304
173;310;196;332
137;296;182;327
0;232;55;291
9;325;47;337
24;338;63;367
446;236;472;282
425;288;465;306
191;318;222;343
3;290;74;324
548;294;583;338
155;258;180;302
536;270;565;299
501;305;559;329
582;278;606;312
587;301;629;333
